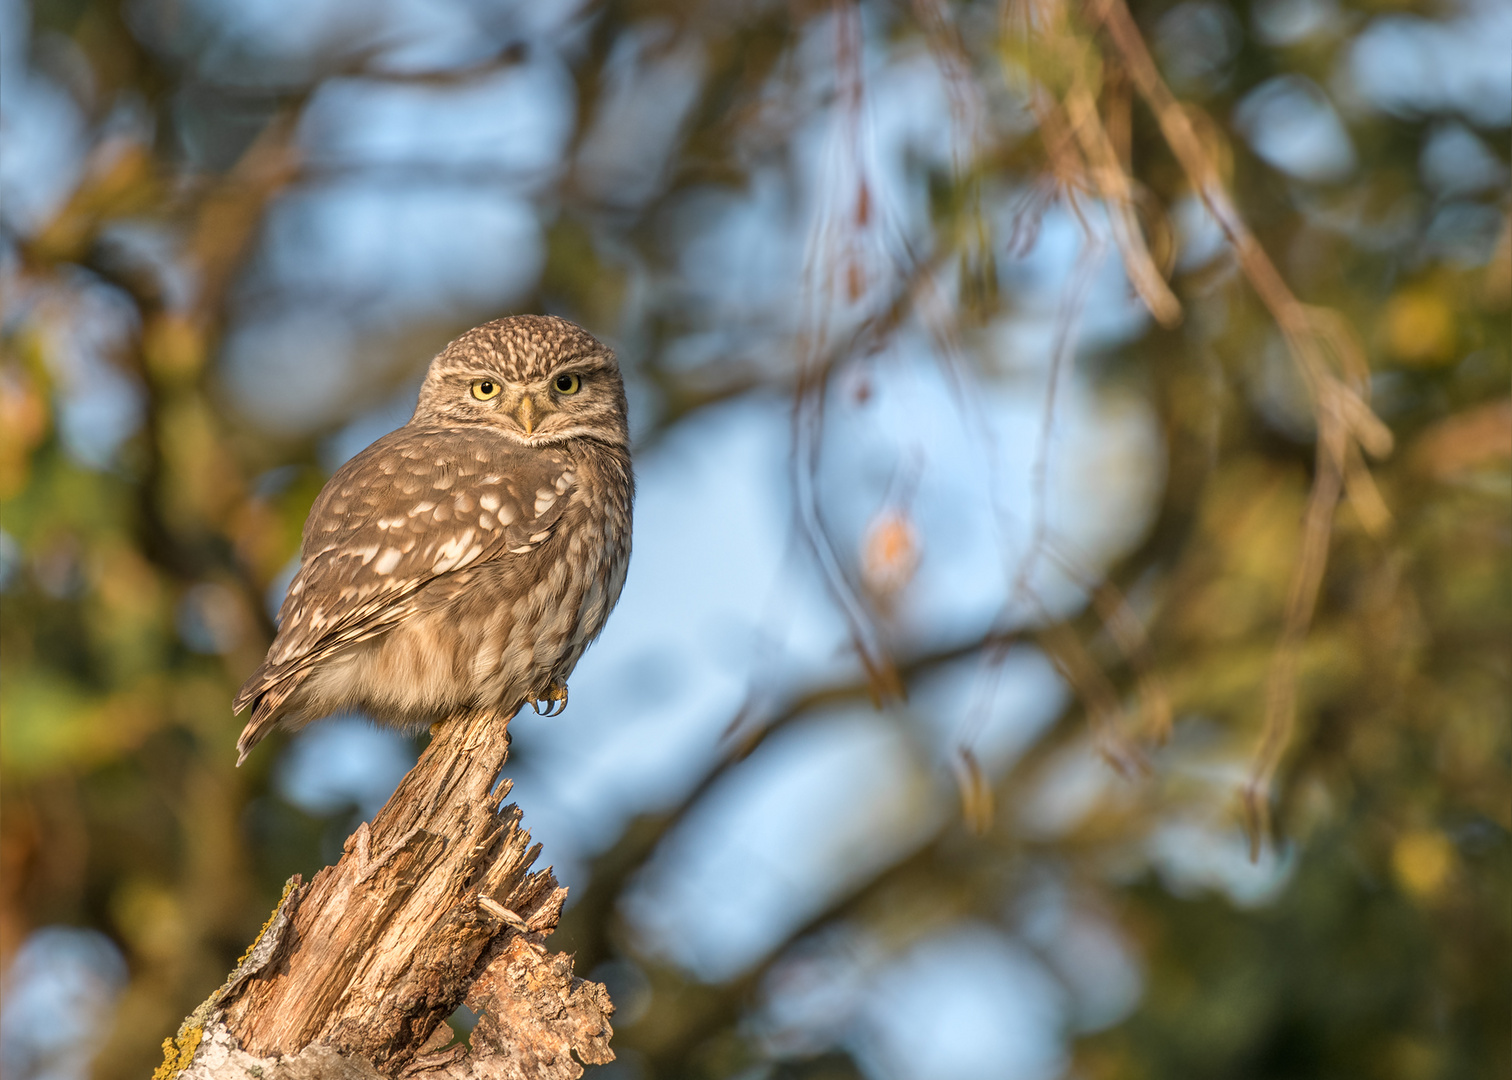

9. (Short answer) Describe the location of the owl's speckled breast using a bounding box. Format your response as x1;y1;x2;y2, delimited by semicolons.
287;437;632;732
304;441;630;730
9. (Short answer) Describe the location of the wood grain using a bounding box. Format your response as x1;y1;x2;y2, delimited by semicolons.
161;709;614;1078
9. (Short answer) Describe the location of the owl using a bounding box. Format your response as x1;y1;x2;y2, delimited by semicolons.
233;315;633;765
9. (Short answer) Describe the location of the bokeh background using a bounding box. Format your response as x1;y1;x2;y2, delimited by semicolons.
2;0;1508;1077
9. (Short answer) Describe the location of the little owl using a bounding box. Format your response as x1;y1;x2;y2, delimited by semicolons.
233;315;633;764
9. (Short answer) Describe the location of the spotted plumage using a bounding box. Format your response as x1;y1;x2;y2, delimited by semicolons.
234;315;633;764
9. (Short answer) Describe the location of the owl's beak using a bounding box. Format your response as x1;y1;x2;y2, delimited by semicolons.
514;394;554;435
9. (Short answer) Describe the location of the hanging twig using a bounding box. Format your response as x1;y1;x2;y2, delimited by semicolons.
1089;0;1393;855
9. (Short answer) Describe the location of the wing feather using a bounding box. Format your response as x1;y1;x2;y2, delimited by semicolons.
234;427;576;713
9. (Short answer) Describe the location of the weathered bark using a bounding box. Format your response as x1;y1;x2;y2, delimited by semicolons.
155;710;614;1079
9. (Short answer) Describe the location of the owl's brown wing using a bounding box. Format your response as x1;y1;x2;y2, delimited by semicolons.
233;426;577;715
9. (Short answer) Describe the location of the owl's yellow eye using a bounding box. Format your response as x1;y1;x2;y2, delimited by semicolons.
471;380;501;401
553;373;581;395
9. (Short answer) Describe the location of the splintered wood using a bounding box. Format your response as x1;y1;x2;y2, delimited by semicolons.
165;712;614;1079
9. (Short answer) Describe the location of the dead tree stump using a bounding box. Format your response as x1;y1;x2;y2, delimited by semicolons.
155;710;615;1079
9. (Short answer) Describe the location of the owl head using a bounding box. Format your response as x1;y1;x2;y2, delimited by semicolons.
414;315;629;448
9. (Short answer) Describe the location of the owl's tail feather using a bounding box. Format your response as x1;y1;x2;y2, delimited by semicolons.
235;680;298;767
233;659;276;716
236;722;268;767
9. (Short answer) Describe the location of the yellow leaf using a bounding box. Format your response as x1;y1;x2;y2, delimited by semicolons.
1384;289;1455;367
1391;828;1455;902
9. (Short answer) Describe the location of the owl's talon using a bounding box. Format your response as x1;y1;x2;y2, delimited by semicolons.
531;680;568;717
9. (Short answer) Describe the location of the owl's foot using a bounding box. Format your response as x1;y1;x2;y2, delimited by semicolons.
530;680;569;718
